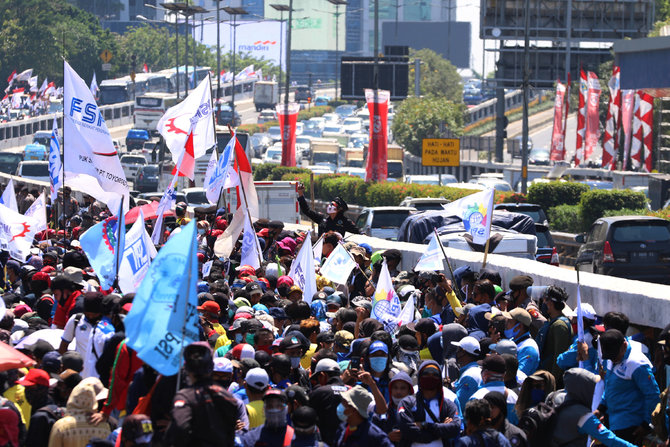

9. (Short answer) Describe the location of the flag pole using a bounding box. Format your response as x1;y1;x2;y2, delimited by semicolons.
433;228;464;302
227;125;262;268
176;223;196;393
481;238;491;269
207;71;224;207
113;195;124;291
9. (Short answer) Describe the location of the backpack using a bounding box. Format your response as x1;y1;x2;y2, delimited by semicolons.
473;428;506;447
518;402;557;446
34;404;65;428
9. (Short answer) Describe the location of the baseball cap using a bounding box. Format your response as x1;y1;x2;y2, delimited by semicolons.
120;414;153;446
245;367;269;391
26;339;54;360
268;307;287;321
509;275;533;290
451;336;481;356
316;332;335;344
197;301;220;314
500;308;532;327
279;335;303;351
288;285;302;296
231;343;255;361
213;357;234;373
277;276;294;289
368;340;389;355
17;368;50;387
41;351;62;374
313;358;341;375
334;330;354;349
352;296;372;312
481;354;507;374
408;318;437;335
489;339;518;356
263;388;287;403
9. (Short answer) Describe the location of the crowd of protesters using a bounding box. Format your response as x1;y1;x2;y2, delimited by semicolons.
1;188;670;447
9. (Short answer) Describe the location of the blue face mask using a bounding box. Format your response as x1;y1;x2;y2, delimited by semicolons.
422;307;433;318
369;357;387;373
246;333;255;346
235;333;244;344
504;323;520;340
336;403;347;422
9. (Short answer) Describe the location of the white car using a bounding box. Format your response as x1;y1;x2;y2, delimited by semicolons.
342;117;363;134
258;110;278;124
268;126;282;142
469;177;513;192
322;113;340;125
405;174;458;186
295;122;304;136
120;154;147;180
308;117;326;130
338;167;366;179
182;187;211;207
16;161;49;183
263;147;283;164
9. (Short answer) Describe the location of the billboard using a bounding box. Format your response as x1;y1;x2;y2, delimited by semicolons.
199;20;284;66
263;0;345;51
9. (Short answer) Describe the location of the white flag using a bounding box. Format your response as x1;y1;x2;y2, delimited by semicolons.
89;72;99;97
372;260;403;332
576;285;585;369
202;260;213;278
0;203;38;261
48;118;63;204
205;137;239;205
38;78;48;97
151;173;178;245
203;148;218;204
213;207;245;259
441;188;495;245
239;213;262;269
415;234;444;271
15;69;33;82
289;231;317;304
320;243;357;285
0;179;18;213
313;235;323;263
395;295;416;328
24;192;48;233
119;210;158;294
29;76;38;92
157;76;215;166
63;60;129;214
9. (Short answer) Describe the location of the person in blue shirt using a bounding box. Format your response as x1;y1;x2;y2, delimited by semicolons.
497;308;540;376
556;303;599;374
455;399;511;447
596;329;660;445
468;355;519;425
451;336;483;404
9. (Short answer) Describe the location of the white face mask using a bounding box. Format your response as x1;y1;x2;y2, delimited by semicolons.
326;205;337;214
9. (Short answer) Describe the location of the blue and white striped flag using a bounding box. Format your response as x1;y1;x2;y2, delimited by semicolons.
48;118;63;204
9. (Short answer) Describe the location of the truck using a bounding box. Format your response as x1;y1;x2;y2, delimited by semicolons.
224;181;301;223
387;144;404;180
344;148;364;168
254;81;279;112
310;139;341;169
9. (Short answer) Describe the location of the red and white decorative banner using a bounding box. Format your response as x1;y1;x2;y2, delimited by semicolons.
365;89;390;182
575;70;588;166
550;80;567;161
584;71;601;162
621;89;636;170
602;67;621;170
630;92;643;170
276;102;300;167
640;92;654;172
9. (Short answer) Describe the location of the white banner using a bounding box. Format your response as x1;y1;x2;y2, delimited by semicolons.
63;60;129;214
118;210;158;294
24;192;48;233
415;234;444;271
320;243;357;285
0;203;38;261
157;76;215;165
0;179;18;213
288;231;317;304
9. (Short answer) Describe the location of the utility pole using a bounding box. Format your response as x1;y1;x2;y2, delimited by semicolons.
284;0;294;114
521;0;530;193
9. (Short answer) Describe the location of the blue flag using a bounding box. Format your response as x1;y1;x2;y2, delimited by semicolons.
124;220;199;376
79;199;125;290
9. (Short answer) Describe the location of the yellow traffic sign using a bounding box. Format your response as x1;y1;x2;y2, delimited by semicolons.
100;49;113;63
422;138;460;167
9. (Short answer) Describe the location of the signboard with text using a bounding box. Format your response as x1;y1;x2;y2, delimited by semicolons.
422;138;460;167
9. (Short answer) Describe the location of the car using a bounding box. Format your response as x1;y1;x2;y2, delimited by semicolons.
322;113;340;125
250;133;272;158
508;136;533;158
295;136;312;159
294;85;314;102
334;104;357;119
125;129;150;151
399;197;451;212
468;177;513;192
578;180;614;190
528;147;551;165
183;187;212;207
120;154;147;181
257;109;278;124
314;96;330;106
306;164;335;175
494;203;549;226
0;152;23;175
302;121;323;138
16;161;49;183
341;117;363;134
217;105;242;126
323;124;343;135
295;122;304;136
262;147;283;164
112;139;125;155
356;206;418;240
23;143;47;161
576;216;670;284
338;167;366;179
405;174;458;186
348;133;369;149
32;131;52;147
137;191;187;204
307;117;326;130
534;223;560;266
268;126;282;143
135;164;160;192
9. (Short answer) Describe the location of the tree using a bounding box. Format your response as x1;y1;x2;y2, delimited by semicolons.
409;48;462;103
391;96;466;157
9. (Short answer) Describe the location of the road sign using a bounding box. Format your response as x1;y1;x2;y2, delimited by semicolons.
100;49;113;63
101;63;112;71
422;138;460;167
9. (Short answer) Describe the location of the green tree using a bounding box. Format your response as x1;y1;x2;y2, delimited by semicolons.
409;48;462;103
391;96;466;157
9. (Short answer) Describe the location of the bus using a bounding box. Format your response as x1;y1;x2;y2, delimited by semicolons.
99;73;169;105
134;92;179;133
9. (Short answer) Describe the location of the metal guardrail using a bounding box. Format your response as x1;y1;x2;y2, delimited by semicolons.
465;89;539;125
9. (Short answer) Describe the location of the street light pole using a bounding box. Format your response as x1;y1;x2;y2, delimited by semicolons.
216;0;220;106
223;7;248;122
326;0;347;100
271;4;292;104
284;0;293;115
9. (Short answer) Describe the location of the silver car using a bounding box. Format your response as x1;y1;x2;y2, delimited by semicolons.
355;206;417;240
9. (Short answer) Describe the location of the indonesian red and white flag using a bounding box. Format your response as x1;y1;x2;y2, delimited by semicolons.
15;69;33;82
550;80;567;161
143;63;149;73
584;71;601;162
28;76;38;92
171;124;196;180
602;67;621;170
234;133;258;219
575;70;588;166
157;76;215;169
6;70;16;85
235;65;255;80
38;78;48;97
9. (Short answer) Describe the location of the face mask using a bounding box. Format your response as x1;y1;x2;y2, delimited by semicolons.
290;356;301;369
294;425;316;436
326;205;337;214
245;333;255;346
418;375;441;391
540;302;550;318
198;228;206;235
530;388;546;406
391;396;404;406
421;307;433;318
265;406;288;428
504;323;519;340
235;333;244;344
369;357;387;373
336;403;347;422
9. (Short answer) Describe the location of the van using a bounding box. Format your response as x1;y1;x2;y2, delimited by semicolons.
16;161;50;182
23;143;47;161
